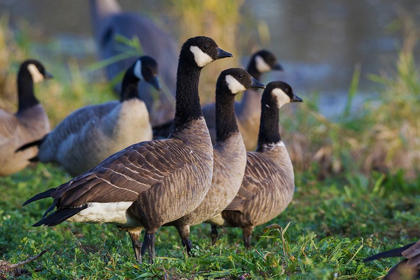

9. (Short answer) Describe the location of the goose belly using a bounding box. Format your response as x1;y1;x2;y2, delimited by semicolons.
68;202;141;227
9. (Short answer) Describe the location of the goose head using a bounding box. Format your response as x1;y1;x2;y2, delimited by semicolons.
264;81;303;108
182;36;233;68
20;59;53;84
219;68;265;95
251;50;283;74
133;56;161;90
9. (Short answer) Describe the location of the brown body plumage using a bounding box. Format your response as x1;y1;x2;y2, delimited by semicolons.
164;68;265;254
207;81;302;247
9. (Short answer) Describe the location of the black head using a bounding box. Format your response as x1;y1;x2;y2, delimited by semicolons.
133;56;161;90
181;36;233;68
19;59;53;84
252;50;283;73
263;81;303;108
218;68;265;95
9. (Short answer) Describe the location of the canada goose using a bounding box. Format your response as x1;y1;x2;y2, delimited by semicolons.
90;0;178;126
364;240;420;280
23;36;233;263
152;50;283;148
17;56;161;176
0;59;52;176
207;81;302;247
163;68;265;255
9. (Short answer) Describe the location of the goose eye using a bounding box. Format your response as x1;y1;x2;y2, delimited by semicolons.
238;74;243;79
203;44;209;50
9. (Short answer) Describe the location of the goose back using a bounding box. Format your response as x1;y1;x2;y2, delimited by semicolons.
38;99;151;176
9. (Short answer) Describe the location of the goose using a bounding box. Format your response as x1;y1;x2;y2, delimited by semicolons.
163;68;265;255
207;81;302;247
90;0;178;127
364;240;420;280
17;56;160;177
0;59;52;176
152;50;283;150
23;36;233;263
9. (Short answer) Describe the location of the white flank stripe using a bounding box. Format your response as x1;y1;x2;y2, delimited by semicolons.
68;202;135;225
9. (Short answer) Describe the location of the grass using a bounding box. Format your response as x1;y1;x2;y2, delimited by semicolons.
1;165;420;279
1;9;420;280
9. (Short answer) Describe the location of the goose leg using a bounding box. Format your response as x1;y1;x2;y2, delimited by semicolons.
176;225;193;256
210;225;219;245
144;232;156;263
128;230;142;263
242;226;254;249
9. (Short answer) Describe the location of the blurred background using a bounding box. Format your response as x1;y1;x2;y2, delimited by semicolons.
0;0;419;176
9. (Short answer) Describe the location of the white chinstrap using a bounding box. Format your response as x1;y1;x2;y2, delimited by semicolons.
272;88;291;108
225;75;246;94
255;55;271;73
133;60;144;80
190;46;214;67
27;64;44;84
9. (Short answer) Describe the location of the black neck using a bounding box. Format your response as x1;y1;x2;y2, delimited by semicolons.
246;59;261;81
17;69;39;112
257;96;281;151
172;55;203;131
120;65;140;102
215;84;239;142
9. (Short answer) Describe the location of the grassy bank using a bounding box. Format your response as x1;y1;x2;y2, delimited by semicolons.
1;165;419;279
0;11;420;279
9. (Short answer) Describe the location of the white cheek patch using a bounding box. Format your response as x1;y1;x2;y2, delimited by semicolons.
27;64;44;84
225;75;246;94
255;55;271;73
190;46;213;67
272;88;291;108
133;60;144;80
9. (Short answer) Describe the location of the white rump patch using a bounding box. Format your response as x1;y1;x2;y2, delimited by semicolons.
68;201;136;225
133;60;144;80
27;64;44;84
190;46;213;67
272;88;291;108
225;75;246;94
255;55;271;73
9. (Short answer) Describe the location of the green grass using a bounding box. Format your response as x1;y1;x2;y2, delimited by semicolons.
1;164;419;279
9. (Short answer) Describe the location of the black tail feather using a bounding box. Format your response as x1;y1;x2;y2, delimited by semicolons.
364;242;416;262
33;206;87;227
23;188;57;206
15;135;47;153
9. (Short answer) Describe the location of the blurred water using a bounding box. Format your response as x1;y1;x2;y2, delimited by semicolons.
0;0;419;117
